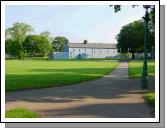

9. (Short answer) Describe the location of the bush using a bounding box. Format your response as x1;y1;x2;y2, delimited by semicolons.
5;39;24;58
23;35;52;57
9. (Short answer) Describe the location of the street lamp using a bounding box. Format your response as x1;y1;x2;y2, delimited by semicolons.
141;5;151;89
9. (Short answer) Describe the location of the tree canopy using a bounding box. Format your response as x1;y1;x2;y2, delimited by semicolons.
51;36;69;52
23;35;52;57
5;39;24;58
116;20;154;58
5;22;34;58
5;22;34;42
112;5;155;59
40;31;54;43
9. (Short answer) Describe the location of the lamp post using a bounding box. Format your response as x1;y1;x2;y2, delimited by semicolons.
120;48;123;60
141;5;151;89
128;48;129;60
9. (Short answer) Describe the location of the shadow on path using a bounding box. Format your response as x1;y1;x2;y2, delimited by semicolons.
6;62;155;118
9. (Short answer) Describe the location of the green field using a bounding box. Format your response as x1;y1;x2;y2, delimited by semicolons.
6;108;39;118
128;61;155;78
6;60;119;92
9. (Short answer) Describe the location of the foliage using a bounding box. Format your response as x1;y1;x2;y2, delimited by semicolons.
112;5;155;57
111;5;155;14
52;36;69;52
116;21;144;52
23;35;52;57
110;5;138;13
5;39;13;53
5;60;119;91
6;108;39;118
5;22;34;58
5;39;24;58
5;22;34;42
40;31;54;43
116;20;154;58
112;5;121;12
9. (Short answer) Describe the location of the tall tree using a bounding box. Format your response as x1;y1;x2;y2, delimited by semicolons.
51;36;69;52
5;22;34;58
40;31;54;43
116;20;153;59
5;22;34;42
112;5;155;58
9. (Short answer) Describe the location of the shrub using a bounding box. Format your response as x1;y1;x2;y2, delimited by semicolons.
23;35;52;57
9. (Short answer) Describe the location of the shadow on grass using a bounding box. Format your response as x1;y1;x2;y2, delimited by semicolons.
5;68;116;92
5;62;155;118
5;64;155;104
128;65;155;78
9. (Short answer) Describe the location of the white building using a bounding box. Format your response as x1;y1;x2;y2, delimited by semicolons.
52;40;119;59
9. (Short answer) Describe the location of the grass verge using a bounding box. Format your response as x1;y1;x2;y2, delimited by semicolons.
144;92;155;107
128;60;155;78
5;108;39;118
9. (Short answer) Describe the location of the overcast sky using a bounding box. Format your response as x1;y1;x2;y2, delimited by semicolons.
5;5;145;43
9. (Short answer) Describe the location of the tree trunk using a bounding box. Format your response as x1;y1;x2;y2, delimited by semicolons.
132;52;135;59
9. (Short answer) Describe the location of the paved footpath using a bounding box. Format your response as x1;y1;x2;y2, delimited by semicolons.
6;62;154;118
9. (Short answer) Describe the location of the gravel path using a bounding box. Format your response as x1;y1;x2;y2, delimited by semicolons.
6;62;154;118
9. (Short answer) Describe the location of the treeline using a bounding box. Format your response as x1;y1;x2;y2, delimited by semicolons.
5;22;68;58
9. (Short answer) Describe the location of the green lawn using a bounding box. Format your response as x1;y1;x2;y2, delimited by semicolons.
6;60;119;92
144;92;155;106
128;61;155;78
6;108;39;118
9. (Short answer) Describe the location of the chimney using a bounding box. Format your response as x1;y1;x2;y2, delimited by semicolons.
83;40;88;44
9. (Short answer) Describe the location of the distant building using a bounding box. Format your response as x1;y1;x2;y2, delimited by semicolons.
51;40;119;59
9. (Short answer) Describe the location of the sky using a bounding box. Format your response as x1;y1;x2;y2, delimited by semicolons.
5;5;145;43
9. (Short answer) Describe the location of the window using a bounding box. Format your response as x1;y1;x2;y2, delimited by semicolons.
73;49;75;52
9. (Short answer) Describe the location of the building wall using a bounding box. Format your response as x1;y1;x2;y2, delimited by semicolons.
69;47;119;59
64;44;69;52
52;52;69;59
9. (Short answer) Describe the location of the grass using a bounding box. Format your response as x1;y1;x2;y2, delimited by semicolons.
144;92;155;106
128;60;155;78
5;108;39;118
6;60;119;92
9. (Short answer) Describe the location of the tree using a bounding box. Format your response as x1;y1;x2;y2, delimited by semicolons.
40;31;54;43
5;22;34;58
116;20;154;59
51;36;69;52
23;35;52;57
5;22;34;42
5;39;24;58
5;39;13;53
111;5;155;59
